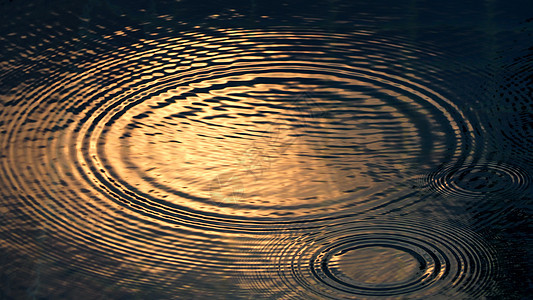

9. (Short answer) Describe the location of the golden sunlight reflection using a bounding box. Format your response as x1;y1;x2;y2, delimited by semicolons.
98;68;419;218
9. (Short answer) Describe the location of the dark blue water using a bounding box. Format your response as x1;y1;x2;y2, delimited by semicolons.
0;0;531;299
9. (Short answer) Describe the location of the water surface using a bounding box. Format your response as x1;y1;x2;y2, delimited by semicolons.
0;0;531;298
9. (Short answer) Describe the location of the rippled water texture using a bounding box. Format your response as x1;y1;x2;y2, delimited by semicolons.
1;0;531;299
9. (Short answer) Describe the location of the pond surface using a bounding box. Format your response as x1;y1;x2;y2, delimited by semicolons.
0;0;531;299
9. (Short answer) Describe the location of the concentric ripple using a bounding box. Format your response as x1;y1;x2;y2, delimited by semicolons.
0;27;476;228
240;218;500;299
423;162;530;198
418;162;531;222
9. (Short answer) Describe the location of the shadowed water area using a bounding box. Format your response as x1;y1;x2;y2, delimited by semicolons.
0;0;531;299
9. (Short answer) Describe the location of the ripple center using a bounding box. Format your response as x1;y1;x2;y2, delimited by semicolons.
328;245;421;285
